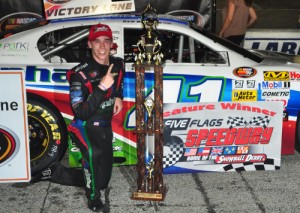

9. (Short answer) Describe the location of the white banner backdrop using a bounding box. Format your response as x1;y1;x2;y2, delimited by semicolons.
161;101;283;174
0;71;30;182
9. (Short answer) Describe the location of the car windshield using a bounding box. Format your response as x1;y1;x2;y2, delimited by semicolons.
191;25;263;63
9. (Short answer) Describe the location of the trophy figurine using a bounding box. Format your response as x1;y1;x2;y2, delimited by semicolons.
144;96;155;117
131;3;166;201
146;160;154;192
136;4;164;65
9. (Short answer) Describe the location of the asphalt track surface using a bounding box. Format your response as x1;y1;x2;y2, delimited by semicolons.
1;150;300;213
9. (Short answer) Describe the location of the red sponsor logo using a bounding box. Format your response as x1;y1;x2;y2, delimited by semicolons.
290;71;300;81
185;127;273;147
233;67;257;78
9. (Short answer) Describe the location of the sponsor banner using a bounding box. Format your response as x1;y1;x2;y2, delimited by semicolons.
0;71;30;182
43;0;135;20
162;101;283;173
244;29;300;56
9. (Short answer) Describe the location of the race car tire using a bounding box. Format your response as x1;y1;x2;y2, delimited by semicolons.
27;93;68;175
295;111;300;153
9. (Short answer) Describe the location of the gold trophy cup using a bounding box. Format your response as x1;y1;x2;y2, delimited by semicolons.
136;4;163;65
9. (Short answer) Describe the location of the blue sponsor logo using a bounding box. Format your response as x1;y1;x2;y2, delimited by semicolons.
261;81;290;89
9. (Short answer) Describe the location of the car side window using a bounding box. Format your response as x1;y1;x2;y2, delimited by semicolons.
37;26;91;63
124;28;227;64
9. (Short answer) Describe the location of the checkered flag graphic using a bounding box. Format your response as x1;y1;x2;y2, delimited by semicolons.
222;158;280;171
227;116;271;129
163;142;184;168
248;116;270;128
227;116;248;129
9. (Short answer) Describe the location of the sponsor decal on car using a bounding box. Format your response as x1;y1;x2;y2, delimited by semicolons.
289;71;300;81
246;80;256;88
46;0;71;4
0;12;41;32
261;81;290;89
166;10;207;28
233;80;256;89
234;80;244;88
263;71;290;81
233;67;257;78
0;42;29;52
261;89;290;99
232;90;257;102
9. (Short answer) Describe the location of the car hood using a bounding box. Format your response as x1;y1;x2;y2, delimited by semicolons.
249;49;300;64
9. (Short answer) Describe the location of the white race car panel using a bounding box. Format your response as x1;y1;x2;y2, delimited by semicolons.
1;14;300;174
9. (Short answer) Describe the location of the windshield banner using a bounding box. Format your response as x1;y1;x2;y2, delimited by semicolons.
43;0;135;20
0;0;212;32
160;101;283;174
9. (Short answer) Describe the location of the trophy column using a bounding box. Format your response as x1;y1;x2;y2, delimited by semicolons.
153;64;164;193
134;64;146;192
131;63;166;201
131;3;166;201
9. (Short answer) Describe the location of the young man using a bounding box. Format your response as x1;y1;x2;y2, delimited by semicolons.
31;23;125;212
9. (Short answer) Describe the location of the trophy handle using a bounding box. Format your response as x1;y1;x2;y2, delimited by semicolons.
137;40;144;53
153;40;162;55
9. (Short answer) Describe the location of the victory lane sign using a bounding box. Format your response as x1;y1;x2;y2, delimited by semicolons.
0;71;30;182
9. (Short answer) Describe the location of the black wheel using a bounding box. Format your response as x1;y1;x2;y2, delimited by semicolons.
27;93;68;175
295;111;300;153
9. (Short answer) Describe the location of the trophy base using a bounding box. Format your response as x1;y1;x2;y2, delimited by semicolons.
131;186;167;201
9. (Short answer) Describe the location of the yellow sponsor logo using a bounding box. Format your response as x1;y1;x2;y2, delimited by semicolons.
263;71;290;81
232;90;257;102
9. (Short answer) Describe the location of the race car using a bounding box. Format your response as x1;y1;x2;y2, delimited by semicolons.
1;14;300;174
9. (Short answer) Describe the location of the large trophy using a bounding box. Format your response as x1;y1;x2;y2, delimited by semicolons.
131;4;166;201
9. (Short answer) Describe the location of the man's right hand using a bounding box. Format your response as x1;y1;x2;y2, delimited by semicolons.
99;64;114;91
